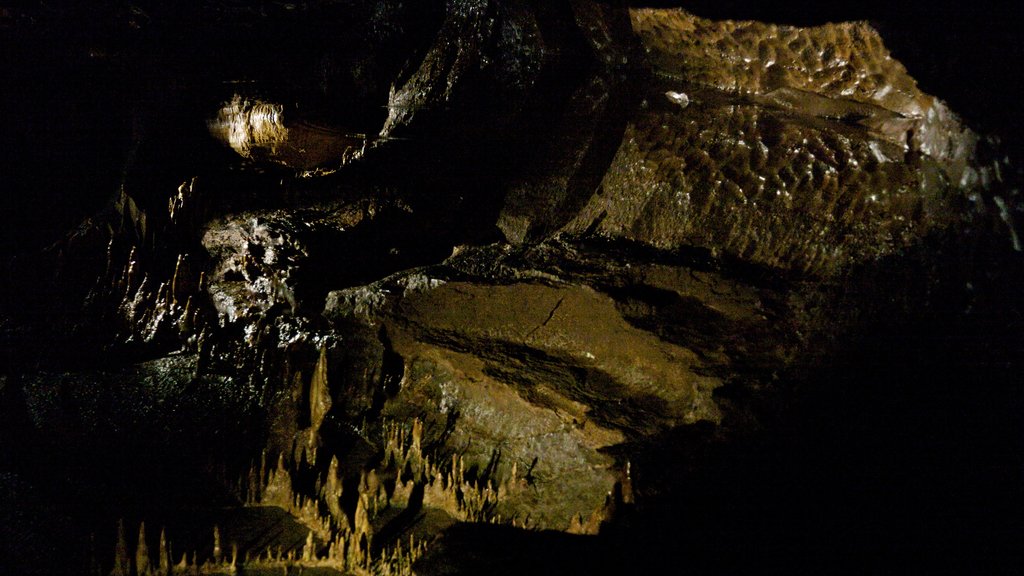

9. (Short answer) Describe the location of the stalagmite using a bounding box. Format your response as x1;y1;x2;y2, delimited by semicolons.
158;528;170;574
120;247;138;296
212;525;222;564
174;552;188;571
170;254;185;306
405;419;424;479
352;493;372;566
104;237;115;281
261;453;291;508
114;417;507;575
135;523;150;575
178;295;194;336
324;455;346;525
302;531;314;561
391;477;414;508
111;520;129;576
621;460;634;505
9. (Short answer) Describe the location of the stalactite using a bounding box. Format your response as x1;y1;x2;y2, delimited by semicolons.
307;345;332;457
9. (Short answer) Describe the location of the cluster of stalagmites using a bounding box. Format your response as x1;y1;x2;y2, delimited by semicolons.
112;416;551;575
110;408;637;574
110;518;422;576
110;522;237;576
257;417;529;531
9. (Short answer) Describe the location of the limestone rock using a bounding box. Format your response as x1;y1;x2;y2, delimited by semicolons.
1;3;1021;575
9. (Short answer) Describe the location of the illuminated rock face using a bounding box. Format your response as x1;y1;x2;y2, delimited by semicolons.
0;2;1021;575
632;9;924;111
208;96;368;172
559;9;982;275
564;95;956;274
317;240;798;531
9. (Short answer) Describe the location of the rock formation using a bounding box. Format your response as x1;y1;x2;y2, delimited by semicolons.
1;2;1021;575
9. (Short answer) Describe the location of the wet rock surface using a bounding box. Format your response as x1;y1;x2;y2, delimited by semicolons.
2;2;1023;575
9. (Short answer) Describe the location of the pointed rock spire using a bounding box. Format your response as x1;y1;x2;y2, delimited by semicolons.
158;528;170;575
135;523;150;575
110;520;129;576
212;525;222;564
308;346;332;453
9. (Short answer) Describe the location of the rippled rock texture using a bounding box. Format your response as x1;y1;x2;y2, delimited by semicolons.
561;9;983;275
2;2;1022;575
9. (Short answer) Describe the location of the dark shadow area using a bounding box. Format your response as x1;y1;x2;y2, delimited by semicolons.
415;523;627;575
604;231;1024;574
